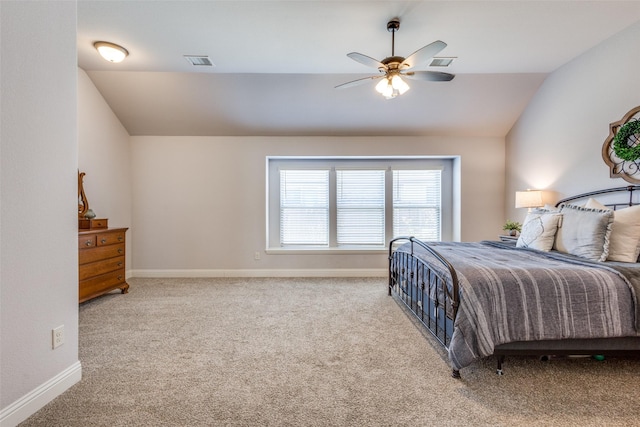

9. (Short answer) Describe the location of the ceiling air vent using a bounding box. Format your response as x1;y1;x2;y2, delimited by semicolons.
184;55;214;67
429;57;455;67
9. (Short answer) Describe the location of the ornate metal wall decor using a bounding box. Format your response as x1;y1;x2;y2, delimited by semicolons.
603;105;640;183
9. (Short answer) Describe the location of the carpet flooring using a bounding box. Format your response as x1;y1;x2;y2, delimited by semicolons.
20;277;640;426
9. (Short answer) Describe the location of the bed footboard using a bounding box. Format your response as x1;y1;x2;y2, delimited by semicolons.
388;237;461;377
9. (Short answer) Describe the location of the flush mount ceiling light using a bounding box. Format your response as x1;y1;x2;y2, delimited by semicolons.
94;41;129;63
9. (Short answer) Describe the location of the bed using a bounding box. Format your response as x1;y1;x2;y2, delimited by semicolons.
388;185;640;378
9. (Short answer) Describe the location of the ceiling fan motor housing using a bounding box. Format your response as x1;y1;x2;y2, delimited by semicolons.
381;56;408;72
387;19;400;32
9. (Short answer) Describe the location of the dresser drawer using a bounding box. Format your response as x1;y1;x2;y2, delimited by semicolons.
79;243;125;265
79;256;125;281
79;218;108;230
96;230;126;246
79;270;127;302
78;235;96;249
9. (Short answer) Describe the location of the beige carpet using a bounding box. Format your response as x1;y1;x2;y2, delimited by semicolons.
21;277;640;426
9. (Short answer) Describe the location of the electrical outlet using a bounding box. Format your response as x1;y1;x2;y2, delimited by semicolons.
52;325;64;349
254;251;261;260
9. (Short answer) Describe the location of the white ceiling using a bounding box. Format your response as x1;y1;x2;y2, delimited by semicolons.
77;1;640;137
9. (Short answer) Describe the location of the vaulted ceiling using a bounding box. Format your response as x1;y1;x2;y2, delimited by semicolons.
77;1;640;137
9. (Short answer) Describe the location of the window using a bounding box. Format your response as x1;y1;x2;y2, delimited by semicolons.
280;170;329;246
267;157;454;251
336;170;386;246
393;170;441;241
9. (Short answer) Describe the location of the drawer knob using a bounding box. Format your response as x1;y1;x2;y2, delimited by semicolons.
118;248;123;254
117;262;123;267
118;275;123;281
118;236;123;241
85;240;92;246
101;239;107;244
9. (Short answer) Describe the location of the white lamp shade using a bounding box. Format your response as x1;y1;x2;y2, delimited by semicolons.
391;75;410;95
515;190;543;209
94;41;128;63
375;78;390;94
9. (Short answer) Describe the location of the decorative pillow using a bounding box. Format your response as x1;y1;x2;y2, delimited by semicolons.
584;198;640;263
584;198;607;210
516;210;562;252
554;204;614;262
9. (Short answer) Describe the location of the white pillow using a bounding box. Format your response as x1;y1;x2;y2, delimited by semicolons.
516;210;562;252
584;198;640;263
554;204;614;262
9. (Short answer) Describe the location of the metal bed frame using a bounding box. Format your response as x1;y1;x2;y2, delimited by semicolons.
388;185;640;379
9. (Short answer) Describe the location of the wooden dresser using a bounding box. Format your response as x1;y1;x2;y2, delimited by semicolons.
78;227;129;303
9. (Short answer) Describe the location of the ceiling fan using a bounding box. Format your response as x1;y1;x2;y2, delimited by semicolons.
336;18;455;99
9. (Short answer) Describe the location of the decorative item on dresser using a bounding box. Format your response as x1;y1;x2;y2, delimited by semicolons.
78;227;129;303
78;171;108;230
78;171;89;218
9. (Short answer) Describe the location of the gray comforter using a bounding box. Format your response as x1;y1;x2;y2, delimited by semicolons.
396;241;640;370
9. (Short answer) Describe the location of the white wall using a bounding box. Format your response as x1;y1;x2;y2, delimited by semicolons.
0;2;80;426
78;69;133;276
505;21;640;222
130;135;505;276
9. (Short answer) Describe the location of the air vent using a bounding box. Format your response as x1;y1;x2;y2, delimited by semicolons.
429;57;455;67
184;55;214;67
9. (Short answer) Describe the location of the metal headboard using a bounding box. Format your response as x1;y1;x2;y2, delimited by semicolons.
555;185;640;209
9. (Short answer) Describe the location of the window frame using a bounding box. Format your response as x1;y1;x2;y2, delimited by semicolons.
266;156;454;253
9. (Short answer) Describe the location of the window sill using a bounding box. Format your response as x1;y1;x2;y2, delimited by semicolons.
265;247;388;255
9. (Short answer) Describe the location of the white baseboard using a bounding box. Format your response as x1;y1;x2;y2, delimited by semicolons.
130;268;387;278
0;361;82;427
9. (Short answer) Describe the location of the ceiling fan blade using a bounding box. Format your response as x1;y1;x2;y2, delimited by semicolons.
400;40;447;69
335;75;384;89
347;52;386;70
403;71;455;82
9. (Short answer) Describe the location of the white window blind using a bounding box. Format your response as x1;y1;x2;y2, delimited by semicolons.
393;170;441;241
280;170;329;246
336;170;385;246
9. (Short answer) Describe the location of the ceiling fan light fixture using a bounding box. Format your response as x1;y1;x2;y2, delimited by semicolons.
375;75;409;99
375;77;395;99
94;41;128;63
